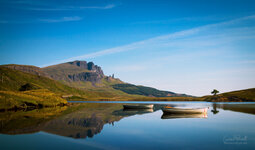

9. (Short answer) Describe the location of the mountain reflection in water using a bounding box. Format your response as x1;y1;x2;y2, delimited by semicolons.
0;102;255;140
0;103;157;139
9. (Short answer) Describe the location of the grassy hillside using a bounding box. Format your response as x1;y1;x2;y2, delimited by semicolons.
2;63;253;103
42;61;147;100
2;64;50;77
0;89;68;110
0;66;87;110
42;63;90;81
42;61;191;98
112;83;190;97
0;66;86;94
221;88;255;100
205;88;255;102
60;77;142;100
0;66;143;106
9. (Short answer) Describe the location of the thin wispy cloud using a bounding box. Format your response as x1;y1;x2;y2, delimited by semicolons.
0;1;116;24
51;14;255;66
38;16;82;23
28;4;116;11
3;0;48;6
131;16;231;25
80;4;116;10
0;16;83;24
1;0;117;11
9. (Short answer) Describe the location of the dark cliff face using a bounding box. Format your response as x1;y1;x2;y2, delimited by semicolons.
43;60;105;84
68;72;103;83
68;61;88;70
87;62;104;76
67;61;104;76
67;61;104;84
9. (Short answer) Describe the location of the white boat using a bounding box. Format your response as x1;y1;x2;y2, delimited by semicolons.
162;107;208;114
123;104;154;109
161;113;208;119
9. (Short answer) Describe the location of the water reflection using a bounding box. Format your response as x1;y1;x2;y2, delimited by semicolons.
213;103;255;115
0;102;255;141
0;106;68;135
113;108;153;116
161;113;208;119
42;103;124;139
211;103;219;114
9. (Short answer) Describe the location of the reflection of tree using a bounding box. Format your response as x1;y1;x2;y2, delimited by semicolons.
211;103;219;114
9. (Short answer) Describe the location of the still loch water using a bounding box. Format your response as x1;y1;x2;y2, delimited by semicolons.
0;102;255;150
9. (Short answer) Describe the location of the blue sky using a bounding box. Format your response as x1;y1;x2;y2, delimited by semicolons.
1;0;255;96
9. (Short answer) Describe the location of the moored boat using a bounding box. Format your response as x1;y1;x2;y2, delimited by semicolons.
162;107;208;114
123;104;154;109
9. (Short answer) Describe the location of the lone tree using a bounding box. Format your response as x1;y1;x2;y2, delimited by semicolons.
211;89;219;96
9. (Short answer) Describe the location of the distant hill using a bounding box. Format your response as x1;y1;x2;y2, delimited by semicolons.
3;64;50;77
0;65;138;101
42;61;104;84
112;83;191;97
0;61;254;103
1;60;192;102
205;88;255;102
0;65;88;94
42;61;123;88
42;60;190;97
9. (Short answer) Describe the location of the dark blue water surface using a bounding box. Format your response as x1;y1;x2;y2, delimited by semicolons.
0;102;255;150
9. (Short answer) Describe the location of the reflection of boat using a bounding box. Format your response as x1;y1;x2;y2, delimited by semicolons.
123;108;154;113
113;108;154;117
161;113;208;119
123;104;154;109
162;107;208;114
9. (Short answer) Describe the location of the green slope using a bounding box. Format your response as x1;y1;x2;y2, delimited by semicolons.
0;66;143;107
0;66;85;110
41;61;191;98
205;88;255;102
42;63;90;81
0;66;85;94
112;83;190;97
221;88;255;100
42;61;145;99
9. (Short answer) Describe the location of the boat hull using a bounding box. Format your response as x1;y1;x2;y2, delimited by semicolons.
123;104;154;109
162;108;208;114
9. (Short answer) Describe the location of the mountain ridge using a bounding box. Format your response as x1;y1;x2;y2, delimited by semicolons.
0;61;254;106
1;60;191;97
41;60;190;97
